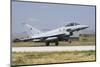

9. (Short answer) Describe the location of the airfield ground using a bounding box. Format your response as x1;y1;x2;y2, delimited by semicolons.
12;46;95;52
12;41;95;47
12;50;95;65
12;38;96;65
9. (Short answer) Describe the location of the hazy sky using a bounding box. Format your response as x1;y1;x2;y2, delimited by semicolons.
12;1;96;33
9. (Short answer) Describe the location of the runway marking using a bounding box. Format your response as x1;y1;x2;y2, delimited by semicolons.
12;45;95;52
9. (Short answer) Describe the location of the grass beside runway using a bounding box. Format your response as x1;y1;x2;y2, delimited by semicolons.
12;41;95;47
12;50;96;66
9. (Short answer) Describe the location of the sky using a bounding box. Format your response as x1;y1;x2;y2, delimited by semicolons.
12;1;96;34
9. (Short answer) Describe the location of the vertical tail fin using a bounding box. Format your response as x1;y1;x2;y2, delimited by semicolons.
23;23;42;37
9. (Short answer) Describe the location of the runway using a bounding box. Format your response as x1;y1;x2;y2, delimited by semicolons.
12;45;95;52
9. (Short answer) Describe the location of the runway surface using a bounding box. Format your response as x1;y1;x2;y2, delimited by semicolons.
12;45;95;52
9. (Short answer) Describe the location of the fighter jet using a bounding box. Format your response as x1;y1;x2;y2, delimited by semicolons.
21;22;88;46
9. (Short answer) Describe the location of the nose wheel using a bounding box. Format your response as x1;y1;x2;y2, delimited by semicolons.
68;39;72;43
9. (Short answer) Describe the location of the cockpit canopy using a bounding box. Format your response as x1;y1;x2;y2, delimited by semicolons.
65;22;80;27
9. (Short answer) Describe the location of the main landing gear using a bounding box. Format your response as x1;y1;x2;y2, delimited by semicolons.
46;41;59;46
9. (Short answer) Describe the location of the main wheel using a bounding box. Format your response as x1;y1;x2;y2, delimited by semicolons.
46;42;50;46
55;41;59;46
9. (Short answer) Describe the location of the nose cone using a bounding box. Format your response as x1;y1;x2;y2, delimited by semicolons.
75;25;89;31
79;25;89;30
82;25;89;29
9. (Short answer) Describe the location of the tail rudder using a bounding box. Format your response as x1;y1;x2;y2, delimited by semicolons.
23;23;42;36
